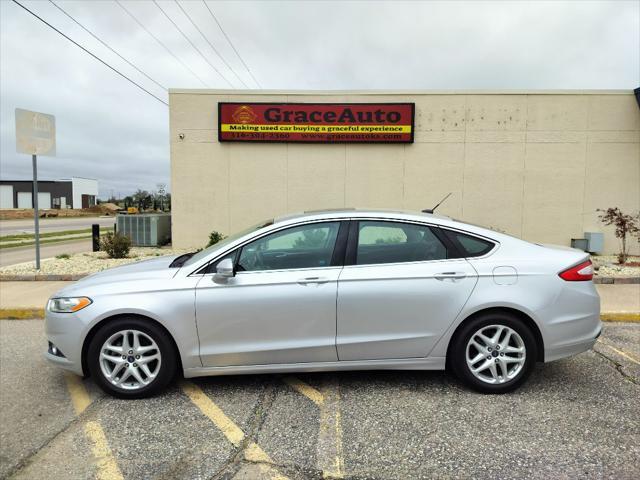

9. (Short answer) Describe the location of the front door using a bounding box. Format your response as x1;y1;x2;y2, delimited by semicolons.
196;221;346;367
337;220;478;361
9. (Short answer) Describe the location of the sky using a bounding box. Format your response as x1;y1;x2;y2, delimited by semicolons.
1;0;639;199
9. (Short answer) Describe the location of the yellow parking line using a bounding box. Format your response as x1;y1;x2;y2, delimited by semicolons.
181;381;288;480
597;339;640;365
63;374;123;480
326;395;345;479
317;381;344;479
182;381;245;446
281;376;343;477
84;421;124;480
282;376;324;406
64;373;92;414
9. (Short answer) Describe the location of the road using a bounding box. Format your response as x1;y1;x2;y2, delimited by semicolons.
0;238;92;267
0;321;638;479
0;216;115;236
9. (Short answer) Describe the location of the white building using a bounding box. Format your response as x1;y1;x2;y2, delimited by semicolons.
0;176;98;209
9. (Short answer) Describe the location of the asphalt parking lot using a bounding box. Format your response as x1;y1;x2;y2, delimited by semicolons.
1;320;638;480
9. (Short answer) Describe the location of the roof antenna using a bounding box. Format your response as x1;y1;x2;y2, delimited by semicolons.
422;192;452;214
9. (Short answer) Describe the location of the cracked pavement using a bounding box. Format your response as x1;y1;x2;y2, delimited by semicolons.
1;320;638;479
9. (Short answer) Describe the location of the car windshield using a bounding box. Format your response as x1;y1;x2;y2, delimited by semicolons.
181;219;274;267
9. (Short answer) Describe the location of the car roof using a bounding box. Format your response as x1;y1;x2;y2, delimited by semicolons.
275;208;452;224
272;208;523;246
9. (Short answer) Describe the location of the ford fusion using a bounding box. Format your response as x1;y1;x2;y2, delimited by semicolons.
45;209;601;398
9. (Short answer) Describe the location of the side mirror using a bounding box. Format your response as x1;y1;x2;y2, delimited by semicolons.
214;258;235;280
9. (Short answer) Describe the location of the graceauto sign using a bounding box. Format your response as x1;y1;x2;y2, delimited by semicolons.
218;102;415;143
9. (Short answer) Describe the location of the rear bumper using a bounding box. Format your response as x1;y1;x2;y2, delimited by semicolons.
539;279;602;362
540;281;602;363
544;324;601;362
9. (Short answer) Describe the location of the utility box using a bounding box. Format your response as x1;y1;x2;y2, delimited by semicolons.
584;232;604;254
116;213;171;247
571;238;589;251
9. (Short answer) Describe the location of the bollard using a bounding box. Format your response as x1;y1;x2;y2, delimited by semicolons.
92;224;100;252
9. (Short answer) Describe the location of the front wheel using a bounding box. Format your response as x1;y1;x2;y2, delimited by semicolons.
450;313;537;394
87;318;177;399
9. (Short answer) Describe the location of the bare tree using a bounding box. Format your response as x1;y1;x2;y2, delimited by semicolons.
597;208;640;264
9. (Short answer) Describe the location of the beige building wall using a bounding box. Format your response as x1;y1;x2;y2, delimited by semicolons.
169;90;640;254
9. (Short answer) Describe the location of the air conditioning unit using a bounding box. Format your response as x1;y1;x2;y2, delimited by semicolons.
570;238;589;251
116;213;171;247
584;232;604;254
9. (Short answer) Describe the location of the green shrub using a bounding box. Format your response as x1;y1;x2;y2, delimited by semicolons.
100;232;131;258
55;253;70;260
206;231;226;248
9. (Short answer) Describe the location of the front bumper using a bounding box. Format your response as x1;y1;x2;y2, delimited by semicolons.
44;310;87;376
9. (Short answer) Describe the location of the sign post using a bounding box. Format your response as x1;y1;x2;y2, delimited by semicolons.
15;109;56;270
32;154;40;269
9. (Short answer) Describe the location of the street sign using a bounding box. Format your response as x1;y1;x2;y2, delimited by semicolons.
15;108;57;270
15;108;56;157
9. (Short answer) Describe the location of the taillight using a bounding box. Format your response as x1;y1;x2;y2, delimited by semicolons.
559;260;593;281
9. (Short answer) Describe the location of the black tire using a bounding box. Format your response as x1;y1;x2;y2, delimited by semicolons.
449;312;537;394
87;317;178;399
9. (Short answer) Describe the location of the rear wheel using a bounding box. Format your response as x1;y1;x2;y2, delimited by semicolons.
87;318;177;398
450;312;537;394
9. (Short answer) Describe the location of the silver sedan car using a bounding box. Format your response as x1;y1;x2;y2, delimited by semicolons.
45;209;601;398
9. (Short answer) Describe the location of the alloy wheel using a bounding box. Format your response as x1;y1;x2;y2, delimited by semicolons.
99;329;162;390
465;324;526;384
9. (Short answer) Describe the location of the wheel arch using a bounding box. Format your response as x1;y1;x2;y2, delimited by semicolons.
81;313;183;378
446;307;545;366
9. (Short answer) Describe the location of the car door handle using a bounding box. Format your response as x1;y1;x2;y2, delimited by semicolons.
297;276;329;285
434;272;467;281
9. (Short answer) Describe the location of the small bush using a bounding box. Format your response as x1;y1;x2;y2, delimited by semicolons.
206;231;226;248
100;232;131;258
55;253;70;260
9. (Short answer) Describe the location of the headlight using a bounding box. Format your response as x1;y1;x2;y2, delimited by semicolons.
47;297;92;313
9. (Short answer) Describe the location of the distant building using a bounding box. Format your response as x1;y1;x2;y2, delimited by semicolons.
0;177;98;209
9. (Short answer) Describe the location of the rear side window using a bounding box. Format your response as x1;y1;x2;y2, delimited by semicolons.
356;221;448;265
444;230;495;257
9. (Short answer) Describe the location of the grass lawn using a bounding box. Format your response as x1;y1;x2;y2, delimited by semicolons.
0;228;111;249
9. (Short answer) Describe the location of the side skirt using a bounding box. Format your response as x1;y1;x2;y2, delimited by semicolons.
183;356;446;378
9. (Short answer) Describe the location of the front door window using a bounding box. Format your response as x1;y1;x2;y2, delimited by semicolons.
237;222;341;271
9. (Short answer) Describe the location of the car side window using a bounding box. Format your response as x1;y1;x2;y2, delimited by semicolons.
237;222;341;272
356;221;448;265
444;230;495;257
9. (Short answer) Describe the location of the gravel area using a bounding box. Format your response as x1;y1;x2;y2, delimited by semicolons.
592;255;640;278
1;249;638;278
0;248;191;276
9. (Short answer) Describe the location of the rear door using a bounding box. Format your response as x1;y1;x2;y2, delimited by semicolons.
336;219;478;361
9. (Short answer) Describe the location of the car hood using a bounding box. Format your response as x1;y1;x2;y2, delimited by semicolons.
52;255;180;297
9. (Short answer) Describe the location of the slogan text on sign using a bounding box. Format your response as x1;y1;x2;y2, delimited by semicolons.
218;103;415;143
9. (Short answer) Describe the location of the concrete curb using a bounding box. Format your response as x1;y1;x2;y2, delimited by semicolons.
0;309;45;319
1;308;638;322
0;274;88;281
0;274;638;283
600;313;640;322
593;277;640;284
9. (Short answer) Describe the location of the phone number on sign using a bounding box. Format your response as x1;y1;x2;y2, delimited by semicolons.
222;132;405;141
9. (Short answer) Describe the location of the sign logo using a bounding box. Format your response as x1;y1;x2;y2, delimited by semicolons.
219;103;415;144
231;105;258;124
